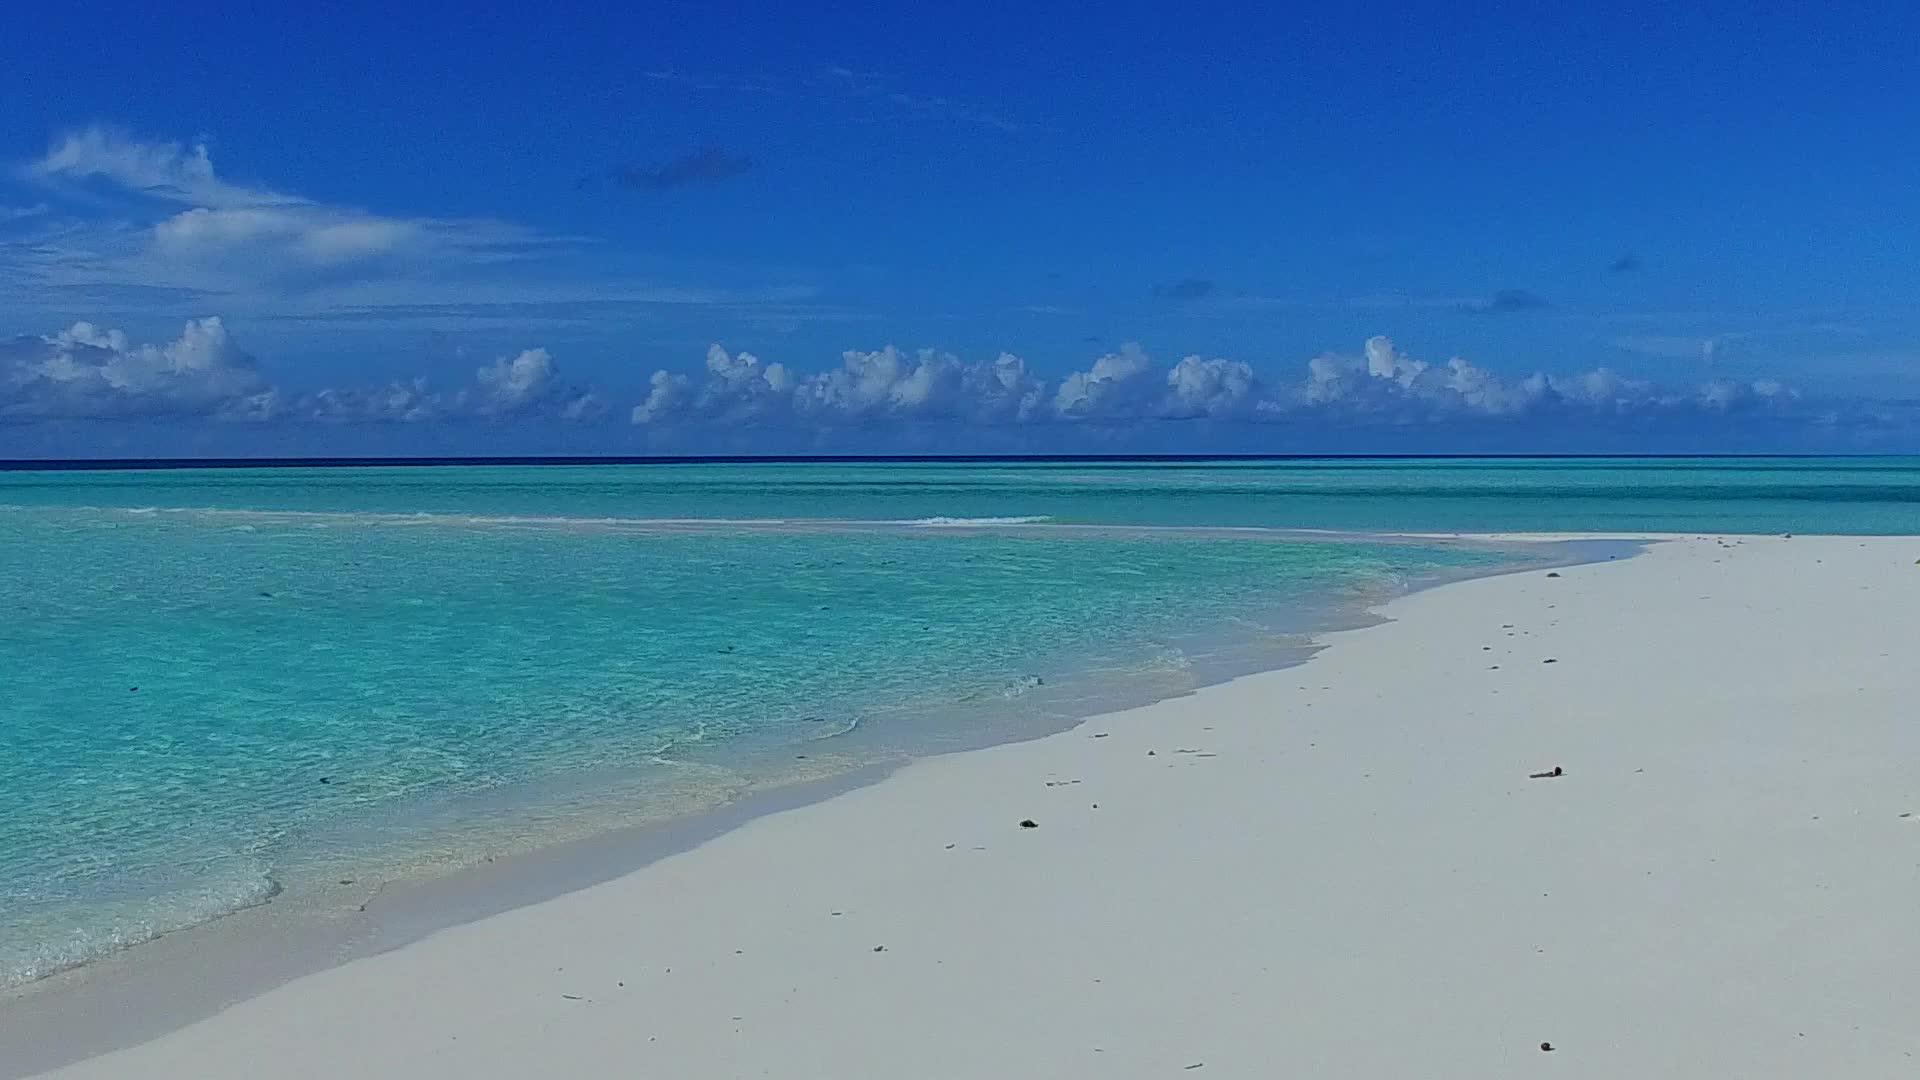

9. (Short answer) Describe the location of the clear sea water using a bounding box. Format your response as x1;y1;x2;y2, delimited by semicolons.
3;457;1916;988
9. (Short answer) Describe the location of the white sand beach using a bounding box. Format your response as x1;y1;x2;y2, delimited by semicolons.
16;534;1920;1079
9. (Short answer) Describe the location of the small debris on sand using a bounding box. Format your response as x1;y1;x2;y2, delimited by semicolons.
1529;766;1564;779
1542;658;1558;664
1540;1042;1555;1052
1546;572;1561;578
872;945;886;952
1019;819;1038;829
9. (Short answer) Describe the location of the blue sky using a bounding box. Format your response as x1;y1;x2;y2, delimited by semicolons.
3;1;1918;455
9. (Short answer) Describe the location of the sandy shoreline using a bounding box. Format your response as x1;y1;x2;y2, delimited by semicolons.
12;534;1920;1078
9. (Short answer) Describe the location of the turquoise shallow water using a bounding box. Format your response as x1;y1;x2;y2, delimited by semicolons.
5;456;1920;532
2;457;1914;987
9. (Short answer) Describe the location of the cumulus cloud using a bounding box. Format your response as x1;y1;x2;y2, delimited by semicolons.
634;343;1048;427
1165;355;1261;418
1053;343;1155;417
0;313;1805;436
0;315;601;424
470;347;603;419
295;347;602;423
0;317;274;420
632;336;1800;430
1290;336;1793;420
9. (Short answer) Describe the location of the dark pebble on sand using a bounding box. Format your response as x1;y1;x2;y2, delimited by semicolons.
1540;1042;1554;1052
1542;658;1558;664
1546;572;1560;578
1019;819;1038;828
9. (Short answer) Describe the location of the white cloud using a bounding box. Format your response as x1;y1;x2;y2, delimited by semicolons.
11;127;580;308
632;370;692;425
1165;355;1261;418
1286;336;1798;420
631;343;1048;427
6;127;834;334
468;347;602;419
1053;343;1154;418
294;346;602;423
0;316;274;419
151;206;419;267
0;313;603;424
634;343;1050;427
0;314;1805;432
25;128;293;209
632;336;1802;429
297;379;441;423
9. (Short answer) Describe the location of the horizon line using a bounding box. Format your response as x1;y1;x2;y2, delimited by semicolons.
0;452;1908;472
